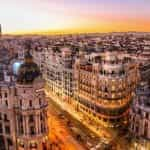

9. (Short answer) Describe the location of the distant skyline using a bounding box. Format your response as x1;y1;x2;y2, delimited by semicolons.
0;0;150;34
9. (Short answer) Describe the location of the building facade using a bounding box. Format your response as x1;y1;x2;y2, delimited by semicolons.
45;47;74;104
0;82;16;150
74;51;139;127
130;81;150;139
0;51;49;150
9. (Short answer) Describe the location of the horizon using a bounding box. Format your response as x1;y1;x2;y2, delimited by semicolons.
2;30;150;36
1;0;150;34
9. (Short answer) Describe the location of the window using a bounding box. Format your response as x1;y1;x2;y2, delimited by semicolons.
40;114;43;121
0;136;5;149
20;126;24;134
144;122;148;137
7;138;13;146
30;126;35;135
4;92;7;98
0;123;3;133
0;113;2;120
30;143;37;148
20;100;22;107
146;113;149;119
4;114;8;121
5;126;10;134
5;100;8;106
39;98;41;105
29;100;32;107
41;124;44;133
14;88;17;96
29;115;34;123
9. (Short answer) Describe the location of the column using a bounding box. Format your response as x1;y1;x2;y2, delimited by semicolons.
35;114;39;135
26;116;29;135
23;115;26;135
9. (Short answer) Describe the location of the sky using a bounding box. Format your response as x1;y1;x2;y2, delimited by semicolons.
0;0;150;34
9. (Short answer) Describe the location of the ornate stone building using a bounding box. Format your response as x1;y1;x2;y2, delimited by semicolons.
74;51;139;127
0;51;49;150
45;47;74;103
130;81;150;139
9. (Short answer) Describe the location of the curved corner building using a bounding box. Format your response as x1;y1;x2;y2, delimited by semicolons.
74;51;139;127
130;81;150;139
15;51;49;149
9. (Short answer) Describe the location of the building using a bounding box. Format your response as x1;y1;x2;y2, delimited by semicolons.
0;81;16;150
74;51;139;127
130;81;150;139
0;51;49;150
129;81;150;149
45;47;74;104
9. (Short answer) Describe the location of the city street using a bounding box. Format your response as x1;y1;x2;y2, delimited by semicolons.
47;96;107;150
46;90;132;150
48;98;86;150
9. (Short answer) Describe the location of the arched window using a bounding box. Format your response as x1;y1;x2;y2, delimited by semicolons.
4;92;7;98
29;100;32;107
30;126;35;135
39;98;42;105
144;122;148;137
29;115;34;123
20;99;22;107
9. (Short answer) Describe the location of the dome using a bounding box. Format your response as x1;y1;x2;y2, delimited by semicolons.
17;51;41;84
12;61;23;75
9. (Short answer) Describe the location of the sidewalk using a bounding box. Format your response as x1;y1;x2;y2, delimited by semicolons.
46;90;113;141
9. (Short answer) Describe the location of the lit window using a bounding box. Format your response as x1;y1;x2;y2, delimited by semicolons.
112;94;115;99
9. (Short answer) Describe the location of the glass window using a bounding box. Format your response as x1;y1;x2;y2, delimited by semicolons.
29;115;34;123
7;138;13;146
0;123;3;133
39;98;42;105
5;126;10;134
0;113;2;120
5;100;8;106
4;114;8;121
30;126;35;135
20;99;22;107
4;92;7;98
29;100;32;107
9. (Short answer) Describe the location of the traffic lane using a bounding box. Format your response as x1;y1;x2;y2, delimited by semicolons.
47;98;101;149
48;106;85;150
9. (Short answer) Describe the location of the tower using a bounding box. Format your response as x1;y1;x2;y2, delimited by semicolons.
15;51;49;150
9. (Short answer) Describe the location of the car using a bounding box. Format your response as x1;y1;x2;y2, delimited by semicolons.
95;143;102;149
58;113;65;119
87;142;93;147
90;148;96;150
67;120;73;126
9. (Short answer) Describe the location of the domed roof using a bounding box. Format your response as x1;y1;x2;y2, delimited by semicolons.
17;51;41;84
12;61;23;75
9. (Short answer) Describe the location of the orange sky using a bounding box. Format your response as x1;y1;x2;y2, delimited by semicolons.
1;0;150;34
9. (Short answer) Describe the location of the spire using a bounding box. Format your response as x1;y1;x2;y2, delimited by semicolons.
24;50;33;63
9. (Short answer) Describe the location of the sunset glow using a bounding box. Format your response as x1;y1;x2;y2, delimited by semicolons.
1;0;150;34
